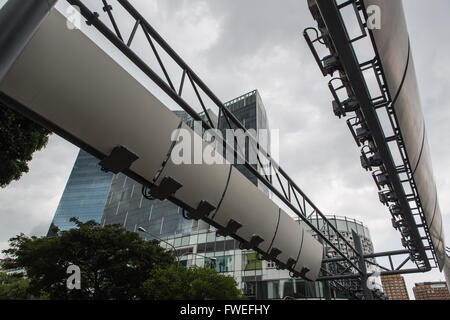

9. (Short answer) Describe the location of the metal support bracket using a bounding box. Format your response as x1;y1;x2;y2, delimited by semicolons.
267;247;282;259
240;234;264;250
286;257;297;270
99;145;139;174
186;200;216;220
149;176;182;200
216;219;242;237
298;267;311;279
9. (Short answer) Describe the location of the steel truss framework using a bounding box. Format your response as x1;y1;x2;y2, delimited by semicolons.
0;0;439;299
303;0;443;294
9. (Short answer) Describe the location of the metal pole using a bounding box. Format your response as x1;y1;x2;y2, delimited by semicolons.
352;230;373;300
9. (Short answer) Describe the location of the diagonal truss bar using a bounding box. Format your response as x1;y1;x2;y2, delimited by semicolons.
101;0;123;41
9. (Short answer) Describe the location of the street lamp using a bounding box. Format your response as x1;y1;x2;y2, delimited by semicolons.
138;226;180;263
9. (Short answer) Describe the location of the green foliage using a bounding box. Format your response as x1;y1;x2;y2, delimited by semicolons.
0;103;50;187
142;264;245;300
2;218;175;300
0;273;31;300
3;218;244;300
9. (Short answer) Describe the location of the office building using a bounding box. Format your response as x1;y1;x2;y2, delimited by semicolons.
381;274;409;300
218;90;271;195
148;214;377;299
47;149;113;235
413;282;450;300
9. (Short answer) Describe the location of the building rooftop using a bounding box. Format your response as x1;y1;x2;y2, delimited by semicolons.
415;281;447;286
224;89;258;107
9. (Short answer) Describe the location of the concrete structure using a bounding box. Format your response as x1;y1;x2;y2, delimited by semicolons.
413;282;450;300
381;274;409;300
218;90;271;196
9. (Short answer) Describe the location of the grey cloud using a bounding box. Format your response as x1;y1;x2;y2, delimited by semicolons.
0;135;78;256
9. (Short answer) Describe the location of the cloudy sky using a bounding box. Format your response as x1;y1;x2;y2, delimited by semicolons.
1;0;449;298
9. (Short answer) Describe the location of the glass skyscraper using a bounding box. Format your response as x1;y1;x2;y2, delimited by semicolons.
47;149;113;235
218;90;270;195
101;108;218;240
47;89;380;299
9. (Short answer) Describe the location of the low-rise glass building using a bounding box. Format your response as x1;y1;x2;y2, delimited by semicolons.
153;215;377;299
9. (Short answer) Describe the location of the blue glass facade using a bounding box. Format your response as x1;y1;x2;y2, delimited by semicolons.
47;149;113;235
101;173;194;239
218;90;270;195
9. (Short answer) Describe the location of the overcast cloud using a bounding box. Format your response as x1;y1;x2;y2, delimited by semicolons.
0;0;449;298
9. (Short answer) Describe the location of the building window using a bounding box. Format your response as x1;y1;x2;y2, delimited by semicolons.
243;252;262;271
215;255;234;273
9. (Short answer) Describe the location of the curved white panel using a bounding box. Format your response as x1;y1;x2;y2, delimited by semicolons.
394;55;425;171
364;0;447;270
444;257;450;289
430;213;442;250
0;9;179;181
295;230;323;281
413;133;437;227
435;203;446;247
430;202;443;251
155;123;231;211
434;240;446;269
269;209;303;268
363;0;409;97
212;167;280;252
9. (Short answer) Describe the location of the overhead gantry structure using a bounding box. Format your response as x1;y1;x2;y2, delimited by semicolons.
0;0;447;299
304;0;449;291
0;0;330;284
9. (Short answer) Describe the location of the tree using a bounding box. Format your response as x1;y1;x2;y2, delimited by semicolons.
3;218;244;300
2;218;175;300
142;264;245;300
0;273;48;300
0;273;31;300
0;103;50;188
